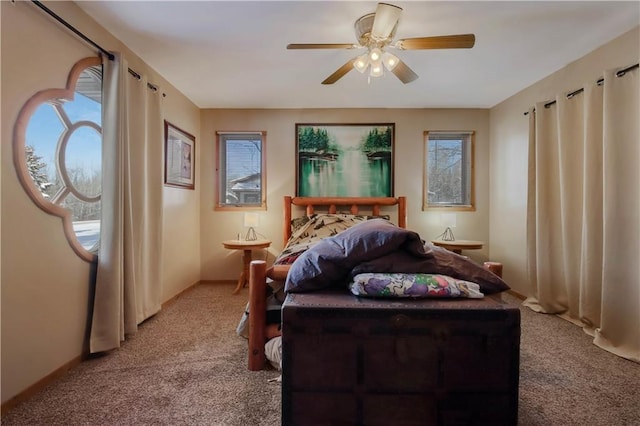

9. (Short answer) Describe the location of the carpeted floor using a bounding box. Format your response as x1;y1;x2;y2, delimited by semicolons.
2;283;639;425
513;291;640;426
2;283;280;426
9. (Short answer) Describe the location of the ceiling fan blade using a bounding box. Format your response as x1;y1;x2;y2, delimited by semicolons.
287;43;357;50
396;34;476;50
321;59;356;85
371;2;403;41
391;60;419;84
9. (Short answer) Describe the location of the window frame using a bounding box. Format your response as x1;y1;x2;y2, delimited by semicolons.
215;131;267;211
423;130;475;211
12;56;103;262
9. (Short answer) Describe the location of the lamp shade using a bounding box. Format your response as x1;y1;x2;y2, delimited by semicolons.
382;52;399;71
370;59;384;77
244;212;259;227
369;48;382;62
440;213;457;228
354;54;369;73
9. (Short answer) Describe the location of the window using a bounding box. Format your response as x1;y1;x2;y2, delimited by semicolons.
215;132;266;209
14;57;103;262
424;131;475;210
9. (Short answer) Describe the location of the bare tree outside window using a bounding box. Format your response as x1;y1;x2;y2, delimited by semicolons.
424;131;474;210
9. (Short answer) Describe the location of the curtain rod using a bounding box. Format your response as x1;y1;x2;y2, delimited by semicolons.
31;0;114;61
128;68;166;97
523;63;639;116
32;0;166;97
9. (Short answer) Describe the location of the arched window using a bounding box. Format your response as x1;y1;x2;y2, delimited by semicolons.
13;57;103;262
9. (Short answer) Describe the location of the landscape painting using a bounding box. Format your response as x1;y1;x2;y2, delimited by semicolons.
295;123;394;197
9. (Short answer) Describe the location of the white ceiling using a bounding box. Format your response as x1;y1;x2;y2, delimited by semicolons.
76;1;640;109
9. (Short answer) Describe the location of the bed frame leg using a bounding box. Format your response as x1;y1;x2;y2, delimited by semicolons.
248;260;267;370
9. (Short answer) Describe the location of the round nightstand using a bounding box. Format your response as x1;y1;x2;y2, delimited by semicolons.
222;239;271;294
431;239;483;255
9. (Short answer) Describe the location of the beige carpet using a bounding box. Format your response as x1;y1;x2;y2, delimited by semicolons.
2;283;639;425
3;283;280;426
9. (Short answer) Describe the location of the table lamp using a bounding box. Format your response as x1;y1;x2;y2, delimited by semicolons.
440;213;456;241
244;212;259;241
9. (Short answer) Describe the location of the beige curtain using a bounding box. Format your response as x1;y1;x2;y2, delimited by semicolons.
525;66;639;362
90;53;164;353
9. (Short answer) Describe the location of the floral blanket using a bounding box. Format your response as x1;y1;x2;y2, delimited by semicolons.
349;273;485;298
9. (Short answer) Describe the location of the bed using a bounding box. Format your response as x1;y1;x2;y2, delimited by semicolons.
244;196;520;424
245;195;408;369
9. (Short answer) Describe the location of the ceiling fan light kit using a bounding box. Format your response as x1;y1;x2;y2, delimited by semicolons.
353;48;398;78
287;2;476;85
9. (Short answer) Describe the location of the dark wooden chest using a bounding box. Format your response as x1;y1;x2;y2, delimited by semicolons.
281;290;520;426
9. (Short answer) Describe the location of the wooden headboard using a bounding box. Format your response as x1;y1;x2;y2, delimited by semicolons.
282;196;407;245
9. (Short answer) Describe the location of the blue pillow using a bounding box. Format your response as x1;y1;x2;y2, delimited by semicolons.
285;219;432;293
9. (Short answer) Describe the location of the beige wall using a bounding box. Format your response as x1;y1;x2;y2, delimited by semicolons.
489;26;640;295
161;88;202;302
1;1;200;403
200;108;493;281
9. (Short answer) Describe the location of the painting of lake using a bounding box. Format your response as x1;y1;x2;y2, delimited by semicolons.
296;123;394;197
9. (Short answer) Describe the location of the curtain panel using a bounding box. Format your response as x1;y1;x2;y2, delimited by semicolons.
90;53;164;353
525;67;639;362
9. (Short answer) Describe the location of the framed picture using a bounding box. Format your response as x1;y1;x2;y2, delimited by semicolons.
296;123;394;197
164;121;196;189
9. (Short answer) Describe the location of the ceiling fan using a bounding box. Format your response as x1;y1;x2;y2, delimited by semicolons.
287;2;475;85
